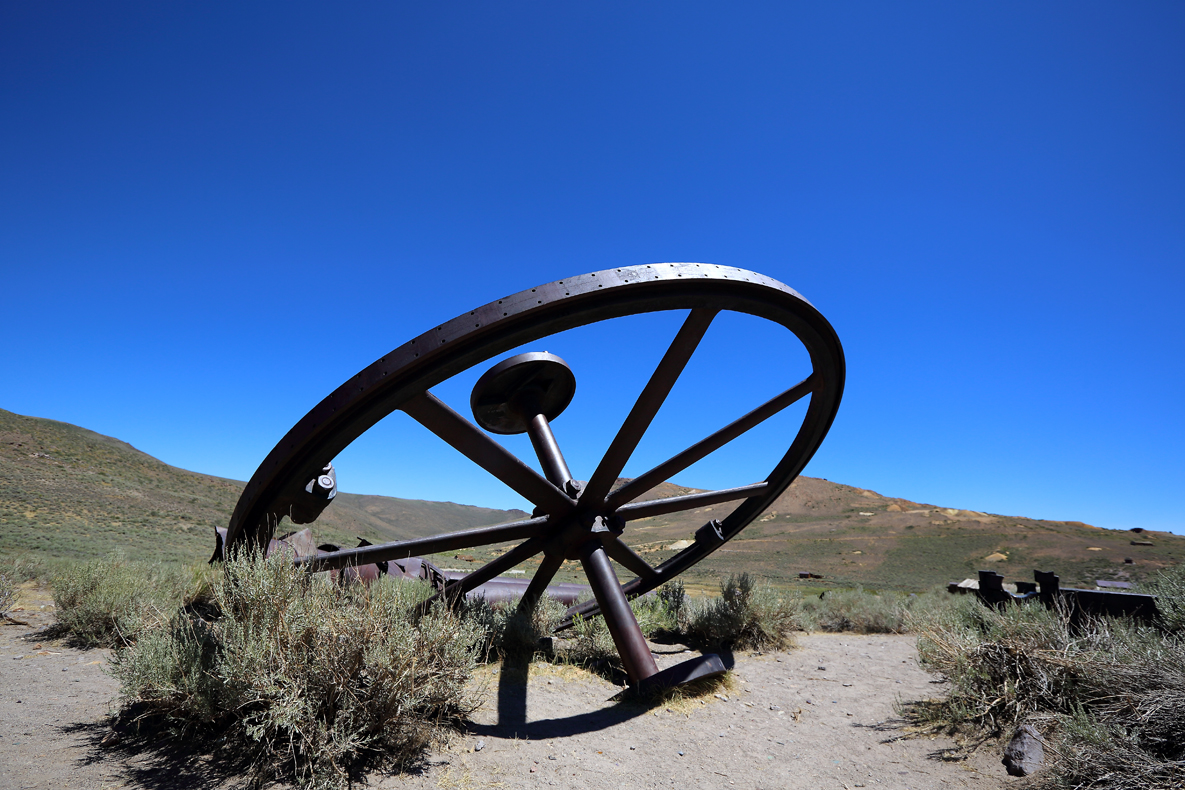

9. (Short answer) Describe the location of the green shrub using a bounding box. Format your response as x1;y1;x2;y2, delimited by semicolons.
631;591;678;638
111;551;483;788
52;556;191;647
683;573;802;651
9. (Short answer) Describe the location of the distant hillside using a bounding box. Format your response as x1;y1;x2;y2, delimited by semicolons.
0;409;526;565
2;408;1181;591
613;476;1185;591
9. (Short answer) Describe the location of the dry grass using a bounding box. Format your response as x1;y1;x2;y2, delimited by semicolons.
911;564;1185;790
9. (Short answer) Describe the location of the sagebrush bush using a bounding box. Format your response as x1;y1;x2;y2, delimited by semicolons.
1143;561;1185;634
683;573;802;651
112;551;483;788
52;556;192;647
914;589;1185;790
0;554;52;585
804;587;953;634
459;592;568;662
0;573;16;617
657;580;688;630
557;595;675;674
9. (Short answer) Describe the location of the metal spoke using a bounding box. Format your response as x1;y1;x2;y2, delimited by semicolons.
602;538;659;580
401;392;574;514
294;516;548;573
615;482;769;521
580;308;717;507
517;552;566;613
606;374;814;509
419;536;547;611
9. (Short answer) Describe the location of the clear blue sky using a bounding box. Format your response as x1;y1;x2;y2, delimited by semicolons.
2;3;1182;533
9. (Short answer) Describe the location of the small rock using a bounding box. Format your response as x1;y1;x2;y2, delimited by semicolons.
547;755;556;760
629;745;636;750
804;699;812;704
475;740;485;752
718;732;726;737
678;751;684;757
530;764;537;773
1002;724;1045;777
770;705;781;711
817;666;826;671
714;694;728;701
842;683;852;687
100;729;121;748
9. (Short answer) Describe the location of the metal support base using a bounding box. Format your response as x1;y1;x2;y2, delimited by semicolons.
633;653;727;695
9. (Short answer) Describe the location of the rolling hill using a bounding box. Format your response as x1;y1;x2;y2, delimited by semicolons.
2;408;1181;591
0;408;526;565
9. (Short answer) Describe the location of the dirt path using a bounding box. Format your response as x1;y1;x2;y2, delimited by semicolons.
1;597;1012;789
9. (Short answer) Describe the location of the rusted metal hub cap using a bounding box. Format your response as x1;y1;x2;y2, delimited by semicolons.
470;351;576;435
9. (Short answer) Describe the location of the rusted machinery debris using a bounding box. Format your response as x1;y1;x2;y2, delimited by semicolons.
216;264;845;692
212;526;591;605
960;569;1159;624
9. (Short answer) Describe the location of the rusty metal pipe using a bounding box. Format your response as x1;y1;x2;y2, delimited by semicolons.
525;412;573;489
295;516;547;573
579;540;658;684
615;482;769;521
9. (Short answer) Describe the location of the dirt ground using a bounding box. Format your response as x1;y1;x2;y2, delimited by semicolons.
1;590;1015;790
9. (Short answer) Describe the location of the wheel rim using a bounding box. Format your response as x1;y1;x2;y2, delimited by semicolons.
224;262;845;626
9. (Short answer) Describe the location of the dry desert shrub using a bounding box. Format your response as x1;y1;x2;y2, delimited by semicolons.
1144;560;1185;635
802;586;954;634
0;573;16;617
0;553;52;585
51;555;192;647
683;573;803;651
459;591;568;662
553;594;675;676
111;551;484;789
913;583;1185;790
